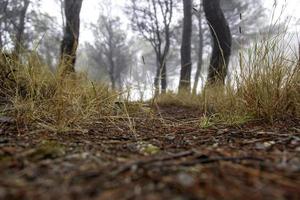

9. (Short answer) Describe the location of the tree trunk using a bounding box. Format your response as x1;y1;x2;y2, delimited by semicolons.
161;27;171;94
109;72;116;90
108;51;116;90
192;2;204;95
161;61;167;94
203;0;232;85
14;0;30;58
154;56;160;96
179;0;193;93
60;0;83;73
0;27;3;49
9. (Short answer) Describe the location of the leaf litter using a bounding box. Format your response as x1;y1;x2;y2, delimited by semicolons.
0;105;299;200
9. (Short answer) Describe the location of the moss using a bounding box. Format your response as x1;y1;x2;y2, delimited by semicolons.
137;142;160;155
27;140;66;161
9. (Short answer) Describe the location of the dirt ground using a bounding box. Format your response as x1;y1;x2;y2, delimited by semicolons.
0;105;299;200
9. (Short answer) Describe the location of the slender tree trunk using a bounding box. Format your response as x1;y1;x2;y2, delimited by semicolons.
192;3;204;95
154;56;167;95
116;74;122;90
203;0;232;85
60;0;83;74
14;0;30;58
154;57;160;96
109;72;116;90
161;27;171;94
0;28;3;49
161;61;167;94
179;0;193;93
108;51;116;90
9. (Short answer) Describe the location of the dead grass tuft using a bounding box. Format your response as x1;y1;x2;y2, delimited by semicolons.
157;34;300;123
0;52;117;131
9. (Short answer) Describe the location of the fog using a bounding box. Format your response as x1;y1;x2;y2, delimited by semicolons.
40;0;300;44
2;0;300;100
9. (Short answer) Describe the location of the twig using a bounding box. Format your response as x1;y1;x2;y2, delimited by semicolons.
180;156;264;166
112;151;264;176
112;150;195;176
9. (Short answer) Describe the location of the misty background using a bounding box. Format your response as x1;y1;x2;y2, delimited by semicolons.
2;0;300;100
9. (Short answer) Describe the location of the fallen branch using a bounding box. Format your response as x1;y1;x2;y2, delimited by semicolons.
180;156;264;166
112;150;264;176
112;150;195;176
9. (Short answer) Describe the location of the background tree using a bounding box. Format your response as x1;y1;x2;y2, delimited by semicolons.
179;0;193;93
89;15;131;90
203;0;232;85
60;0;83;73
0;0;11;49
192;1;204;94
191;0;265;92
128;0;175;94
29;12;62;69
0;0;31;52
14;0;30;57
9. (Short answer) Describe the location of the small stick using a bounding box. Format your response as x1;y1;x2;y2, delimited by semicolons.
112;150;195;176
180;156;264;166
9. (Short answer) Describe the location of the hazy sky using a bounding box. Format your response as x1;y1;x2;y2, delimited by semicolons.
39;0;300;44
38;0;299;98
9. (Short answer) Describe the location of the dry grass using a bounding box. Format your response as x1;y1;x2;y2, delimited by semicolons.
157;34;300;123
235;38;300;121
0;52;117;131
1;33;299;130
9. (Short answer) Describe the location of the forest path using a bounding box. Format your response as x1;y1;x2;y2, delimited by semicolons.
0;106;299;200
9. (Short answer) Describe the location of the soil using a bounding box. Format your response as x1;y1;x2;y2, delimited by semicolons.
0;105;299;200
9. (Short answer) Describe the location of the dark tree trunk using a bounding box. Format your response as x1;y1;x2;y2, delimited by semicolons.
14;0;30;57
203;0;232;85
60;0;83;73
155;56;167;95
108;51;116;90
160;0;173;95
179;0;193;93
161;61;167;94
161;26;171;94
192;2;204;95
0;28;3;49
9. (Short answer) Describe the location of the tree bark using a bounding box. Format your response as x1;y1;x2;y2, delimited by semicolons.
154;58;160;96
108;50;116;90
192;2;204;95
179;0;193;93
161;61;167;93
14;0;30;58
161;23;171;94
203;0;232;85
60;0;83;73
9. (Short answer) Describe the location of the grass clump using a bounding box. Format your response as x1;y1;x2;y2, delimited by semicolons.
156;34;300;124
0;52;117;131
236;39;300;121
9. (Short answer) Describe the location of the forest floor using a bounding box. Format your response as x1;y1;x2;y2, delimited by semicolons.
0;105;300;200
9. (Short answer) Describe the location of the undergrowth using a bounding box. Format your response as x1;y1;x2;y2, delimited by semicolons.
157;35;300;124
0;52;117;131
0;33;299;131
